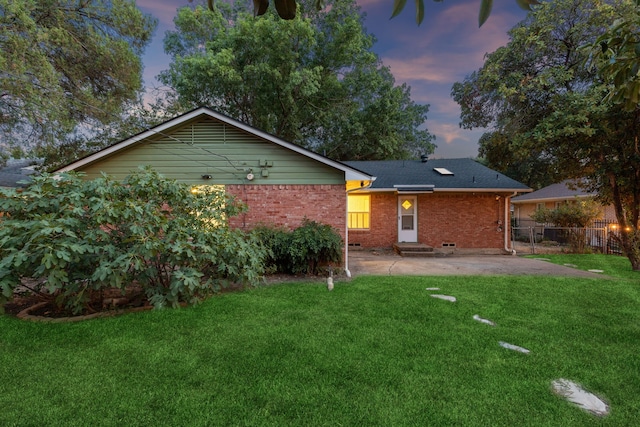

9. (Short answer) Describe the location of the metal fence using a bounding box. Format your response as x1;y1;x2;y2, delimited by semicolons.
512;219;622;254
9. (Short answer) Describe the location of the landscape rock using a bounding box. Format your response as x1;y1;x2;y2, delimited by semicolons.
498;341;530;354
552;378;609;416
430;294;456;302
473;314;496;326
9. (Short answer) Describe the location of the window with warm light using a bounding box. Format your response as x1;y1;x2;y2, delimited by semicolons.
348;194;370;229
189;184;226;227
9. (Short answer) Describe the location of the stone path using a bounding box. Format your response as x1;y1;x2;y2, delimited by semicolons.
425;287;610;417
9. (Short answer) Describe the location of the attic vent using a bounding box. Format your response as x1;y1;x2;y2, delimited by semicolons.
434;167;454;175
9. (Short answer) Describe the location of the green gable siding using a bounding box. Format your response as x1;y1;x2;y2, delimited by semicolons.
78;117;344;185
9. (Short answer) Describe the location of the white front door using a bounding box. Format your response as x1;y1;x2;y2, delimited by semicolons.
398;196;418;242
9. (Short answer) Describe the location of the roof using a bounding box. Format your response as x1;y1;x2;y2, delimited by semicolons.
344;158;531;193
0;159;41;188
511;180;593;204
55;107;375;183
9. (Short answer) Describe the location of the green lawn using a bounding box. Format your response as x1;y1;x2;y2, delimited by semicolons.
526;253;639;280
1;260;640;426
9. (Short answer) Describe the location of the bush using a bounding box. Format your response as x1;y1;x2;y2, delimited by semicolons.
249;225;291;274
0;167;266;314
252;219;343;275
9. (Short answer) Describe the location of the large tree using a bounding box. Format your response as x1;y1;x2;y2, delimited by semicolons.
159;0;434;160
0;0;157;160
452;0;640;270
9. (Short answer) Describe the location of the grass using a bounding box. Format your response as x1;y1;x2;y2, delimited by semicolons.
1;260;640;426
526;253;640;280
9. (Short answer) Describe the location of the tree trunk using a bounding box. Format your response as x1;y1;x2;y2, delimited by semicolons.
618;229;640;271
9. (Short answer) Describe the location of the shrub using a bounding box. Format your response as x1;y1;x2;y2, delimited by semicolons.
0;167;266;314
252;219;342;275
249;225;291;274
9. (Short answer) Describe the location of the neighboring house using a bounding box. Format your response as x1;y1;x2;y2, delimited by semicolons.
511;180;616;225
343;158;531;254
0;158;41;189
56;107;531;267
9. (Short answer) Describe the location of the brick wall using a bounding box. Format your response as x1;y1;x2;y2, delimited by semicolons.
349;192;509;250
349;193;396;247
226;184;346;241
420;193;505;249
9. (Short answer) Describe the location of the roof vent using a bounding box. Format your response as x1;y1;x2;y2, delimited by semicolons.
420;154;429;163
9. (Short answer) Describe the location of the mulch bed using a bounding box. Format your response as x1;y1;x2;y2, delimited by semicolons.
3;273;336;322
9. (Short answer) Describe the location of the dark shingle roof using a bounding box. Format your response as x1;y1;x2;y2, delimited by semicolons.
344;158;530;192
511;180;593;203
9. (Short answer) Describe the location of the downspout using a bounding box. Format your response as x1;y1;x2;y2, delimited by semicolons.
505;192;519;255
345;182;373;277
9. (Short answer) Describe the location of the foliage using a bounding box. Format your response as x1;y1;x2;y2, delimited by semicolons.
530;198;602;252
40;97;178;171
530;198;602;228
209;0;539;27
251;220;343;275
0;0;157;160
248;225;291;274
160;0;434;160
0;167;265;314
288;219;342;275
452;0;640;269
589;0;640;110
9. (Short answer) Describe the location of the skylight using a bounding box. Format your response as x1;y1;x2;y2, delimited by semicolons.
434;167;454;175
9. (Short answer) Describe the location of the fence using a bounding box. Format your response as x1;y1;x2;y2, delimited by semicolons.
511;219;622;254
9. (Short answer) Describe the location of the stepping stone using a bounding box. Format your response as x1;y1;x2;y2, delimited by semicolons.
473;314;496;326
430;294;456;302
499;341;530;354
552;378;609;416
425;287;440;291
564;263;578;268
588;269;604;273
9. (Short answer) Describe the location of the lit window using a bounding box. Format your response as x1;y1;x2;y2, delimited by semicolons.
348;195;370;229
190;185;226;227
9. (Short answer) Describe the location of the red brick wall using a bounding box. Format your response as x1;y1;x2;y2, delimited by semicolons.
226;184;346;241
349;193;396;247
349;192;509;250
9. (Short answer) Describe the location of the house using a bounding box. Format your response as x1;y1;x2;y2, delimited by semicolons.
55;107;375;275
343;158;531;254
511;180;616;226
56;107;531;271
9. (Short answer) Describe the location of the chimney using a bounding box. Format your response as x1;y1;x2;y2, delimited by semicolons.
420;154;429;163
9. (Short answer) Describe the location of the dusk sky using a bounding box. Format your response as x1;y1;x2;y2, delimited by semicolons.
136;0;530;159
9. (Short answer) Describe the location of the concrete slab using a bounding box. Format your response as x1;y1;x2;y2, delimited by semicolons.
347;251;608;278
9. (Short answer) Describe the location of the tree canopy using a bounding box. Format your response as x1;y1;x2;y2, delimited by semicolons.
160;0;434;160
452;0;640;270
0;0;157;159
589;0;640;110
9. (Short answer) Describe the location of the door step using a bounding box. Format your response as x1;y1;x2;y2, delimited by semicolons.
393;243;438;257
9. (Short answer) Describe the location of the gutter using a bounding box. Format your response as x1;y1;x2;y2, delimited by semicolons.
344;180;375;278
505;191;519;255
